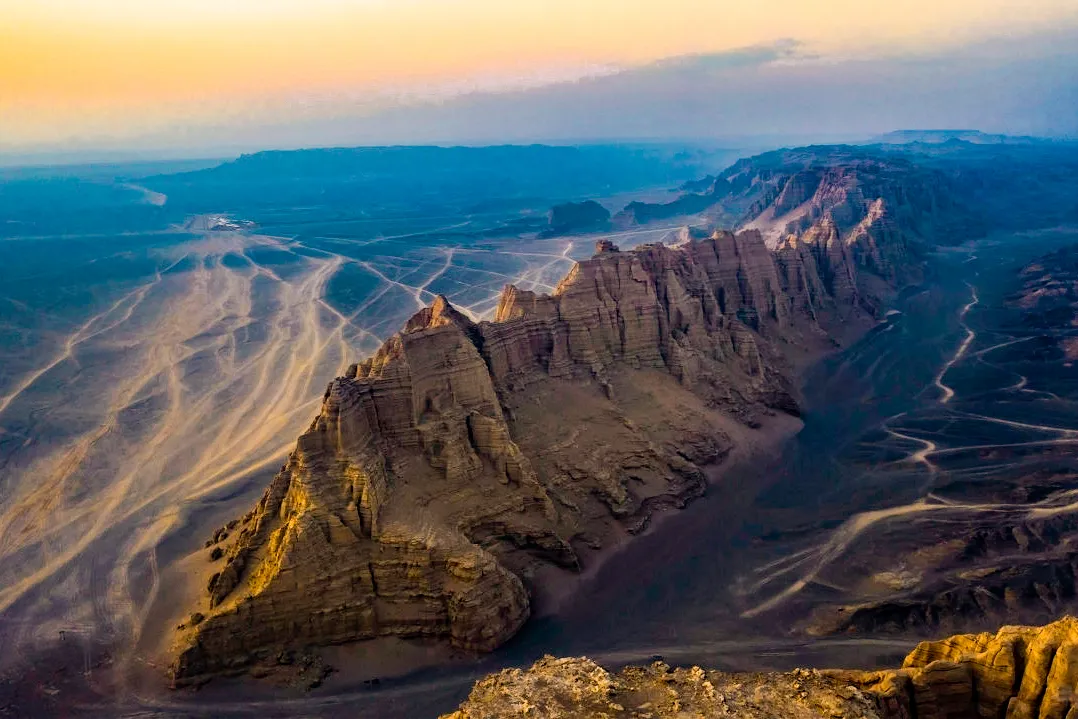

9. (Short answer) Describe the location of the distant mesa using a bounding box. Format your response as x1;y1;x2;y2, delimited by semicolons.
870;128;1042;145
142;144;725;222
614;189;727;227
540;200;611;237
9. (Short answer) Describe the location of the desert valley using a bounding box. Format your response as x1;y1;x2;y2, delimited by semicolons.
1;135;1078;718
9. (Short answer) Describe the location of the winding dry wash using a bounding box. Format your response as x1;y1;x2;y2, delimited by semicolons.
933;282;979;404
740;233;1078;626
0;217;607;686
0;229;356;665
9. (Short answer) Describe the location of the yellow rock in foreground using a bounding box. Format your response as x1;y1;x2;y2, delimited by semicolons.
446;616;1078;719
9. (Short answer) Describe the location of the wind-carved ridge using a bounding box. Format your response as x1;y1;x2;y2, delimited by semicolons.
170;161;929;685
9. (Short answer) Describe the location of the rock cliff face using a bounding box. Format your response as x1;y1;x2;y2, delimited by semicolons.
171;232;837;684
168;143;963;683
738;157;958;315
446;617;1078;719
848;616;1078;719
620;147;981;318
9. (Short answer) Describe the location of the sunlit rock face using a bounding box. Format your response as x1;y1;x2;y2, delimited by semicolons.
629;147;982;321
742;158;958;316
844;616;1078;719
445;617;1078;719
170;226;903;684
443;657;885;719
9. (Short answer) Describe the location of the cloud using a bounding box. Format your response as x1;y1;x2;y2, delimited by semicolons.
5;28;1078;159
642;39;808;74
233;28;1076;148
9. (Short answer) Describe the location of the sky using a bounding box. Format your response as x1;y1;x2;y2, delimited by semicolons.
3;0;1078;158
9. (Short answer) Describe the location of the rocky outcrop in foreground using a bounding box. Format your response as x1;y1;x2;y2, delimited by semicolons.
445;657;882;719
446;617;1078;719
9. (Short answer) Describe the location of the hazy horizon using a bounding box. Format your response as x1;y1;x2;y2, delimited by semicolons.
4;125;1072;172
5;1;1078;163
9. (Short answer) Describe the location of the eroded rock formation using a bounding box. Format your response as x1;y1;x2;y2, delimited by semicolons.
742;159;949;315
848;616;1078;719
620;147;983;318
446;617;1078;719
171;233;824;684
169;149;960;685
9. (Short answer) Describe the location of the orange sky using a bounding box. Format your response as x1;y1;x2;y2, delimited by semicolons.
3;0;1078;147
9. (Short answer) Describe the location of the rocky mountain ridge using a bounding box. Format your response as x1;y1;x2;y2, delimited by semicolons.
168;150;960;685
446;616;1078;719
170;232;818;685
617;147;981;318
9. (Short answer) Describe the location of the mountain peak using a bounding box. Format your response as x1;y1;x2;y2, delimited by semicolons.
168;153;962;686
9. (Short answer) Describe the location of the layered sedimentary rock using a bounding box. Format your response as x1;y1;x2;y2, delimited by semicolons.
446;617;1078;719
620;147;981;318
747;160;943;315
849;616;1078;719
172;297;541;682
170;142;968;683
171;233;828;684
678;230;792;331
